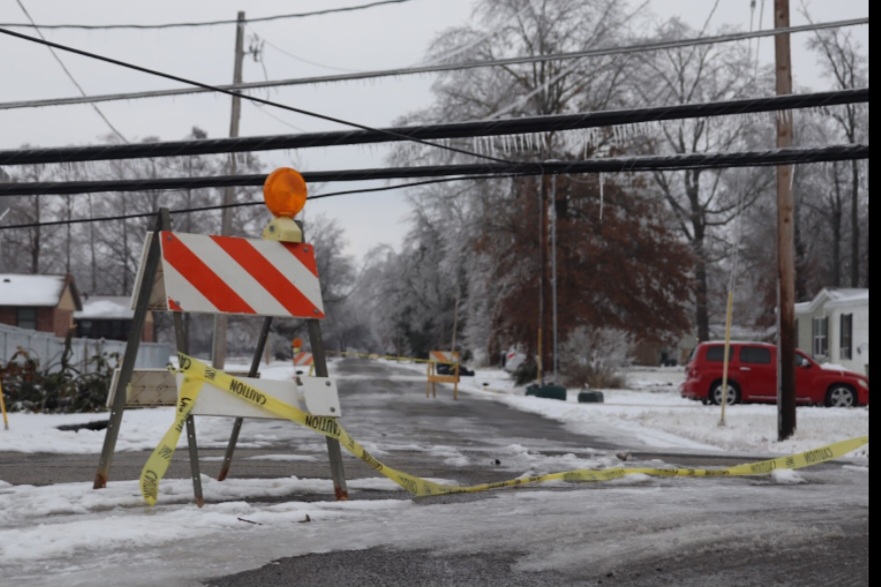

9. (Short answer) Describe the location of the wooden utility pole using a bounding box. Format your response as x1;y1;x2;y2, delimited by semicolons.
211;11;246;371
774;0;796;440
537;174;547;385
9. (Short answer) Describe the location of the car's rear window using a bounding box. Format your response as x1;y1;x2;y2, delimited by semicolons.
740;346;772;364
704;346;733;362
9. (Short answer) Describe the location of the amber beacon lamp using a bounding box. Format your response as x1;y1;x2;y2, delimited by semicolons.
262;167;308;243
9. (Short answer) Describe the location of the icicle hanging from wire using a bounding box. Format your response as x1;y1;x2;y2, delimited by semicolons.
599;172;604;221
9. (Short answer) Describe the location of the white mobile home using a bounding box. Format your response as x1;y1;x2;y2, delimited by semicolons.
795;288;869;376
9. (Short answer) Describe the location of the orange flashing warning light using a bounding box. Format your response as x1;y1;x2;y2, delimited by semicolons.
263;167;307;218
292;337;303;349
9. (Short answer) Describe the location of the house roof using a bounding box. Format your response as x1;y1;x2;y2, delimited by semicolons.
800;287;869;313
0;273;82;308
74;295;135;319
825;289;868;308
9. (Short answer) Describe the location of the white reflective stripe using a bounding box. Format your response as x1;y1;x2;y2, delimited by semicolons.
294;353;313;365
172;233;291;316
430;351;459;363
255;240;324;312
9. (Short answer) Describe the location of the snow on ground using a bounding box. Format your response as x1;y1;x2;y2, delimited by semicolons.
0;359;868;458
0;358;869;587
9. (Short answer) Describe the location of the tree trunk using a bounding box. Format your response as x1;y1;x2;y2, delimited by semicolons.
849;158;860;286
30;195;40;274
831;166;843;286
694;248;710;342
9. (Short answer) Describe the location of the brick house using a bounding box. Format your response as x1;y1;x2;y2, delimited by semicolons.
0;273;82;337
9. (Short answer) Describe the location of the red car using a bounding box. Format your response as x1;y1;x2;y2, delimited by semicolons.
680;341;869;407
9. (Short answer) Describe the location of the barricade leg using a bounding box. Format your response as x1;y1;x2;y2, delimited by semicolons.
218;317;273;481
185;415;203;506
159;209;205;506
308;319;348;500
426;363;431;398
94;213;163;489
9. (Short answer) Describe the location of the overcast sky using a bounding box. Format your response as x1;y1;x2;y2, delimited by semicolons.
0;0;869;262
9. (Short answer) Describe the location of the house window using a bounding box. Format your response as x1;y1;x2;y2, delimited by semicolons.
840;313;853;360
16;307;37;330
78;319;132;342
812;317;828;357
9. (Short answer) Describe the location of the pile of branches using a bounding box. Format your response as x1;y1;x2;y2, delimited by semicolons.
0;340;118;413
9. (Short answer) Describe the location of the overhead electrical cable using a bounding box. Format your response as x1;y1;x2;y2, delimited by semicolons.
12;0;127;142
0;27;515;167
0;18;867;111
249;27;365;74
0;88;867;166
0;144;867;197
0;0;418;30
0;175;494;231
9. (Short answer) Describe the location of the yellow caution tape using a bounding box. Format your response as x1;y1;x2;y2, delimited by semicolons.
140;354;870;506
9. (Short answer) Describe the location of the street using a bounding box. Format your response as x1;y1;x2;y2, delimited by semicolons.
0;358;869;587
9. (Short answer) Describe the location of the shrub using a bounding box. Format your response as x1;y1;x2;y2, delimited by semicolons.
557;327;632;389
512;360;538;386
0;346;118;413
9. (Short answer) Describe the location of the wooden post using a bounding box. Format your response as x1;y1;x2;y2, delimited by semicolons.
0;379;9;430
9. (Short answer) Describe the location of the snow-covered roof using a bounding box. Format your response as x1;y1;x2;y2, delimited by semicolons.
74;295;135;319
0;273;69;307
800;287;869;313
825;289;868;308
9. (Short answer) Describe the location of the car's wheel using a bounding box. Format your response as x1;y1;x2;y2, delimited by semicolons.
709;381;740;405
825;384;857;407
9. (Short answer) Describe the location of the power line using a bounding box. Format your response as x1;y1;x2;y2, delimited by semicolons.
0;144;867;196
0;18;867;111
0;0;418;30
0;88;867;166
12;0;127;142
0;175;492;231
0;26;512;167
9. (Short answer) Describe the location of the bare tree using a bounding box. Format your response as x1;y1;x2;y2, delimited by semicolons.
629;18;774;341
804;21;869;287
379;0;696;369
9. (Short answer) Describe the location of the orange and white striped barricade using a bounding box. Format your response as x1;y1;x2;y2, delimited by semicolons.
293;351;315;375
427;350;461;400
139;230;325;319
95;168;349;505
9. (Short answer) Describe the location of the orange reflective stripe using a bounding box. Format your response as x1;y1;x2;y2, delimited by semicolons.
161;231;255;314
283;241;319;277
210;235;324;319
